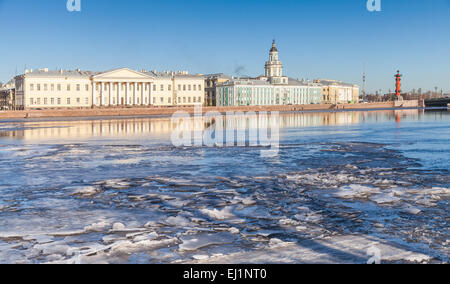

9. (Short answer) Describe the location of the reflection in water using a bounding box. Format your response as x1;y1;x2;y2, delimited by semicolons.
0;109;428;141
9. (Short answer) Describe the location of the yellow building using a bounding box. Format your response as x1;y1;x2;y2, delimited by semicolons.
14;68;205;109
314;79;360;104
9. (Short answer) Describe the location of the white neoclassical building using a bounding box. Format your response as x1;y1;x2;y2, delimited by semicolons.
14;68;205;110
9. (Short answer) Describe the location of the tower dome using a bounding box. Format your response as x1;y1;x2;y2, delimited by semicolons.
270;40;278;52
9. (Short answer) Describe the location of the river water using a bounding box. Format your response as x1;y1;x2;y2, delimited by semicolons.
0;109;448;263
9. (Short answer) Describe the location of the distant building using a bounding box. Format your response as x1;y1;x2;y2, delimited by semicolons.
314;79;360;104
216;41;322;106
203;74;233;106
145;71;205;107
0;79;15;110
14;68;204;110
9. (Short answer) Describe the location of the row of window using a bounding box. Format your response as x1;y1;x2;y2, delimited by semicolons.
29;83;204;93
151;84;203;92
30;84;89;92
29;97;89;105
152;96;203;104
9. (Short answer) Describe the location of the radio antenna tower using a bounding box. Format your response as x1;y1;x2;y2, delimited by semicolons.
362;64;366;97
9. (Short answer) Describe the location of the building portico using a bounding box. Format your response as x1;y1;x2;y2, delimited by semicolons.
92;68;154;107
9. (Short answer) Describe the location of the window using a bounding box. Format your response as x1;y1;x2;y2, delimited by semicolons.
168;98;171;103
44;84;48;91
153;97;156;104
44;98;47;105
193;97;196;103
77;98;80;104
57;84;61;91
37;84;41;91
153;85;156;91
160;97;164;103
30;98;33;105
188;85;191;91
168;85;172;91
85;98;89;105
198;96;201;102
193;85;197;91
188;97;191;103
30;84;34;91
51;98;55;105
85;84;89;91
198;84;201;90
76;84;80;91
57;98;61;105
183;97;186;103
51;84;54;91
67;84;71;91
183;85;186;91
160;85;164;91
37;98;40;104
67;98;71;105
178;85;181;91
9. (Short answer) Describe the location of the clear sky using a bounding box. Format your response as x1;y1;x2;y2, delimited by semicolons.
0;0;449;93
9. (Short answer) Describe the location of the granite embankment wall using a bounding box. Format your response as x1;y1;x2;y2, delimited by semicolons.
0;101;419;120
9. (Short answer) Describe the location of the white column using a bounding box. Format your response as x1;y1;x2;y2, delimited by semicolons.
109;82;112;106
141;83;144;105
149;83;152;106
134;82;137;105
92;81;96;107
117;82;121;106
126;82;129;105
100;82;105;106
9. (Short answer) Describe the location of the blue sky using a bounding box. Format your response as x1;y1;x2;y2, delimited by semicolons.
0;0;449;93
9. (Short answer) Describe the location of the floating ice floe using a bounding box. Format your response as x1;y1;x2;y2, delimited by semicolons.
69;186;101;198
200;207;235;220
84;221;111;233
369;193;401;204
165;215;194;227
179;232;236;251
334;184;379;199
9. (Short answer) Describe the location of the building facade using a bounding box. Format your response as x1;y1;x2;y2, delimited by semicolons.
0;79;15;110
203;73;233;106
216;41;322;106
14;68;204;110
314;79;360;104
147;71;205;107
216;79;321;106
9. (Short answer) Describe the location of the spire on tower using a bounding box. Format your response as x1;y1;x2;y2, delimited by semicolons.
270;39;278;52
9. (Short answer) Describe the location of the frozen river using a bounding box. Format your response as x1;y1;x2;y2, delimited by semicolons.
0;109;448;264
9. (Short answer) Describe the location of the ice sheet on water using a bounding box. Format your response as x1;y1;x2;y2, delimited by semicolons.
369;193;401;204
200;207;235;220
334;184;378;199
179;232;236;251
69;186;102;198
